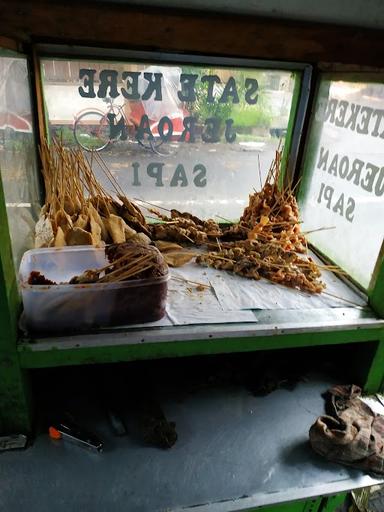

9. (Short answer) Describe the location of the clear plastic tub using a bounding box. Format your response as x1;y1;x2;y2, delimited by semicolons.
19;246;169;334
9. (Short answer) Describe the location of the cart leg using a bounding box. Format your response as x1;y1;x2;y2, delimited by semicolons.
0;353;32;435
364;337;384;394
0;257;33;434
0;175;33;435
318;493;347;511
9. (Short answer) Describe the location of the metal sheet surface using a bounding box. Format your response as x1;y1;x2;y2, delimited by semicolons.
21;307;384;352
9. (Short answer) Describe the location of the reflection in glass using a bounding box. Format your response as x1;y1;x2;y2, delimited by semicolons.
299;77;384;288
0;54;41;266
41;58;298;219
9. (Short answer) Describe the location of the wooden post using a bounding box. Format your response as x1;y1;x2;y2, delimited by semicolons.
0;173;32;434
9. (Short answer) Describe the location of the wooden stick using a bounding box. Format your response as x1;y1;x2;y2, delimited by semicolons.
92;152;126;198
215;214;233;223
109;263;154;282
98;254;153;282
301;226;336;235
146;216;179;224
322;291;365;307
97;249;139;274
180;232;195;243
134;198;171;212
206;254;236;263
171;276;211;288
100;255;148;280
257;153;262;189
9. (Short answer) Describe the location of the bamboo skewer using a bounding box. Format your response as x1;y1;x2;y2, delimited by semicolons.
301;226;336;236
322;291;365;308
109;263;154;283
146;216;180;224
171;276;211;289
98;254;154;283
215;214;234;223
134;198;171;213
96;249;139;274
178;232;195;243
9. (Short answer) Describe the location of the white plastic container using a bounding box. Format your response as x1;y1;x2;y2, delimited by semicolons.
19;246;169;334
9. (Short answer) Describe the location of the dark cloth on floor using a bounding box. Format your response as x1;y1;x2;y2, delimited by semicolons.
309;384;384;474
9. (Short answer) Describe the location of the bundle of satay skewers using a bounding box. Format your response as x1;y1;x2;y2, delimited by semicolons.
195;148;340;293
196;240;330;294
35;138;150;249
142;203;222;246
33;138;342;295
222;146;307;252
28;242;168;286
139;147;340;294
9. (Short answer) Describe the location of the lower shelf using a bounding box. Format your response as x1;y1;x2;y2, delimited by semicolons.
0;374;381;511
18;307;384;368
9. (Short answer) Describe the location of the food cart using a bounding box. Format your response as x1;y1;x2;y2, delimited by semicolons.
1;1;384;511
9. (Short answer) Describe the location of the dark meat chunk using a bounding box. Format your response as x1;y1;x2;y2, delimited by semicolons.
28;271;56;285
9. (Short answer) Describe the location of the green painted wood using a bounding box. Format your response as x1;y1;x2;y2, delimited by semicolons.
280;71;302;189
18;327;384;369
0;168;32;434
364;337;384;393
245;497;322;511
368;239;384;318
319;493;347;511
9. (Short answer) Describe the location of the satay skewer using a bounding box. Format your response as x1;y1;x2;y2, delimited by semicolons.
98;254;153;282
301;226;336;235
171;276;211;289
134;198;172;213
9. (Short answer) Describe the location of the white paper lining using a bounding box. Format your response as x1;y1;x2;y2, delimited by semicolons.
166;271;257;325
121;251;366;327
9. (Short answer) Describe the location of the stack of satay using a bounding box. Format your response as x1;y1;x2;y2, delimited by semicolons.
29;242;168;286
34;139;338;294
195;150;331;293
35;139;150;249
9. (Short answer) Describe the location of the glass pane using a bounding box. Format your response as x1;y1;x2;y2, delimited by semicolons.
41;58;299;219
298;76;384;289
0;52;41;266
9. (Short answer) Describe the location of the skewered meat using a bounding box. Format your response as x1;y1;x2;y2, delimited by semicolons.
36;138;150;248
154;241;184;253
197;240;325;294
66;227;94;246
54;226;66;247
69;269;100;284
149;215;220;245
163;252;195;267
105;214;126;244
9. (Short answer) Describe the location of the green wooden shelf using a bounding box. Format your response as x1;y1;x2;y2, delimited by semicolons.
18;307;384;395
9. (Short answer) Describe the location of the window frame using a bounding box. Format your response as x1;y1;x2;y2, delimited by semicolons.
296;71;384;310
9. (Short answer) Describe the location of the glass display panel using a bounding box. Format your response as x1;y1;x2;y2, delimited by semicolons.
298;76;384;288
0;52;41;266
41;58;299;219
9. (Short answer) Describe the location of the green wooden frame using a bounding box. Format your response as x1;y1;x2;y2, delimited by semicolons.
17;328;384;392
0;45;383;512
0;173;32;434
369;239;384;318
0;51;384;428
